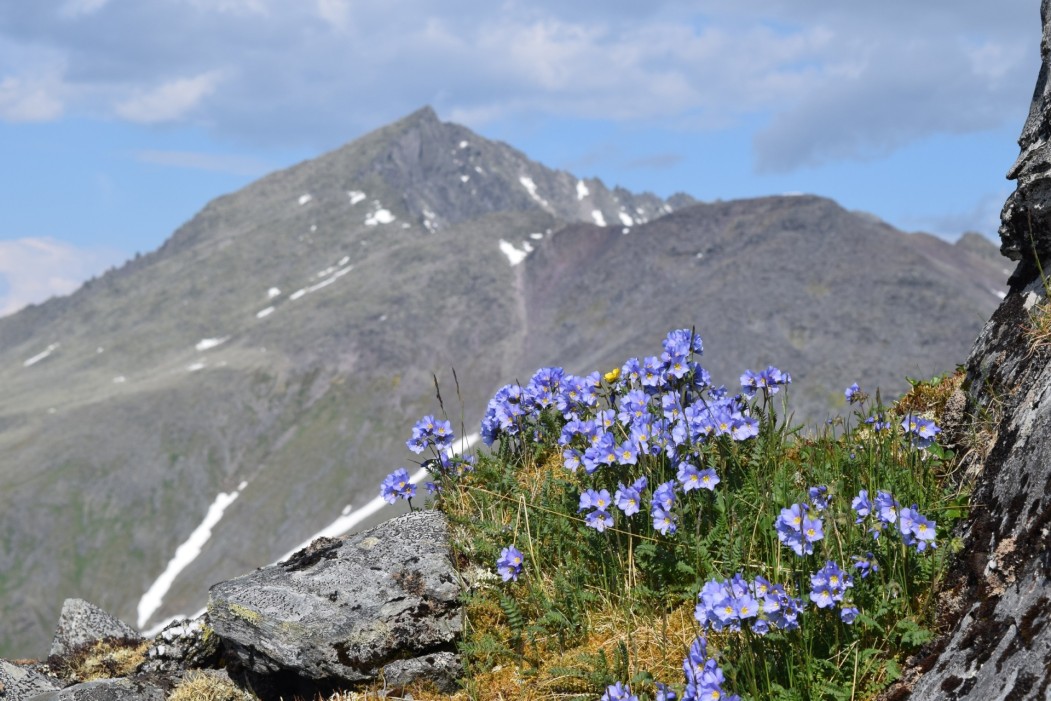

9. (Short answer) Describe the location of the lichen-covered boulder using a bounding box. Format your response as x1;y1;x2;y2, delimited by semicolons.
48;600;141;659
0;660;63;701
908;3;1051;698
25;677;165;701
207;510;462;694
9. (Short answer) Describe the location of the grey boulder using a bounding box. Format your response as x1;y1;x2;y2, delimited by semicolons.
48;600;140;659
0;660;63;701
26;678;165;701
208;510;462;692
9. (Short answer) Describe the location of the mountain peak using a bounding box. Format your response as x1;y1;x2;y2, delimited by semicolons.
400;104;440;126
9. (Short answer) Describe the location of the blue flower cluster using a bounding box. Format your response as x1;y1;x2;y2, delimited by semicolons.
600;682;639;701
681;637;740;701
613;476;647;517
482;329;767;453
579;488;615;531
858;406;942;451
479;329;786;538
694;573;804;635
865;412;890;432
774;486;829;556
740;366;792;398
496;545;524;582
775;502;824;556
900;414;942;449
406;414;454;454
379;467;416;505
650;480;678;535
809;560;858;623
381;414;475;501
853;489;936;550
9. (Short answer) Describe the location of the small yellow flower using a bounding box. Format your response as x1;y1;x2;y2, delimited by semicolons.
603;367;621;383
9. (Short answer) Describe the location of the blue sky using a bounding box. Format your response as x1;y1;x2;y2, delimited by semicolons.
0;0;1039;315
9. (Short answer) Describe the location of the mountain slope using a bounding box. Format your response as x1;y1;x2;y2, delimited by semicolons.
0;107;1006;656
520;197;1006;414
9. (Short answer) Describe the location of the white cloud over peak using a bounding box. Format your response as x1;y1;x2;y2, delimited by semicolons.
114;70;224;123
0;75;63;121
0;238;125;317
0;2;1037;169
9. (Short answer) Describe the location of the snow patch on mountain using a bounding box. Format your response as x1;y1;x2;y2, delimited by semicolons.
592;210;607;227
365;207;395;226
347;191;366;206
195;338;227;352
519;176;549;208
576;180;589;201
24;343;59;368
137;482;247;628
298;194;313;205
499;240;534;266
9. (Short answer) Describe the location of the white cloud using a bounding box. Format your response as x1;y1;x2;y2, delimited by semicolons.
752;36;1026;172
58;0;111;19
134;149;271;176
0;76;63;121
0;238;125;317
114;71;224;124
182;0;270;16
316;0;350;31
0;2;1037;165
901;189;1012;240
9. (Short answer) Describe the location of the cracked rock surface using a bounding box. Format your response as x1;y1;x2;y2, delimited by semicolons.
208;510;462;694
909;2;1051;698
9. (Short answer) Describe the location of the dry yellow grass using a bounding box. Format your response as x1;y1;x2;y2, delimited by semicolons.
375;600;700;701
168;670;256;701
62;638;151;682
1025;298;1051;354
893;369;964;419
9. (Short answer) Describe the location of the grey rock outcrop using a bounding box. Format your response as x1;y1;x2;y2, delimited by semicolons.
208;510;462;696
136;615;220;678
0;660;63;701
26;678;165;701
1001;0;1051;266
909;3;1051;698
48;600;140;659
